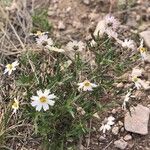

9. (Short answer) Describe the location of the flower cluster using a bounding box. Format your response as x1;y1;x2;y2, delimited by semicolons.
94;14;120;38
33;31;65;53
3;59;98;113
131;67;150;90
100;116;115;133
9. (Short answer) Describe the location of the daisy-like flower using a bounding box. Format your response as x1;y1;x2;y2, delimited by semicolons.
104;15;120;31
132;77;150;90
77;80;98;91
31;89;56;111
131;67;143;78
121;39;136;50
4;60;19;75
100;116;115;133
65;40;85;52
94;15;120;38
122;91;135;110
122;91;131;110
36;34;53;46
12;98;19;114
139;39;150;62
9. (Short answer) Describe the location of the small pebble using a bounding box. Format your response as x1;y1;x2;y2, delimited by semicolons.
112;126;119;135
118;121;124;127
111;109;117;114
83;0;90;5
99;136;106;142
58;21;66;30
117;82;124;88
114;139;128;150
124;134;132;141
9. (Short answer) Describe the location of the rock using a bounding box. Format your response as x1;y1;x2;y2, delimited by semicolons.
114;139;128;150
48;10;55;16
83;0;90;5
124;134;132;141
117;82;124;88
124;104;150;135
72;21;82;29
111;109;116;114
120;127;125;132
139;30;150;48
118;121;124;127
99;136;106;142
112;126;119;135
58;21;66;30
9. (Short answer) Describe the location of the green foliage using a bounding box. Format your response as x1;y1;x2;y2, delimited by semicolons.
14;36;127;149
1;34;136;149
32;9;52;32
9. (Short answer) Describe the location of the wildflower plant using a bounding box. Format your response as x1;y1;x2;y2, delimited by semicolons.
1;8;146;149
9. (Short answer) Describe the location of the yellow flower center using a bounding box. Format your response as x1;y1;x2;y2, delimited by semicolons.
7;64;13;70
40;96;47;103
140;47;147;53
132;77;138;82
12;103;18;108
84;82;90;87
36;31;42;36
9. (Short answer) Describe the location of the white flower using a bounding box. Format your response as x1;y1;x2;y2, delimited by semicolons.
107;116;115;125
12;98;19;114
131;67;143;78
121;39;136;50
94;15;120;38
31;89;56;111
77;80;98;91
104;15;120;31
36;35;53;46
132;77;150;90
138;39;150;62
100;116;115;133
4;60;19;75
122;91;131;110
100;123;111;133
66;40;85;52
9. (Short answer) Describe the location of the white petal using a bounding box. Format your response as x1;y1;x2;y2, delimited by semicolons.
44;89;50;96
31;96;39;101
100;124;104;131
47;100;55;106
91;83;98;87
31;100;39;106
77;83;83;86
3;68;8;74
12;60;19;67
105;124;111;130
8;70;13;75
35;104;42;111
48;94;56;100
37;90;43;97
83;86;93;91
43;103;49;111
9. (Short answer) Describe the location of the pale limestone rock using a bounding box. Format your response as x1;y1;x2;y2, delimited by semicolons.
114;139;128;150
140;30;150;48
124;104;150;135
